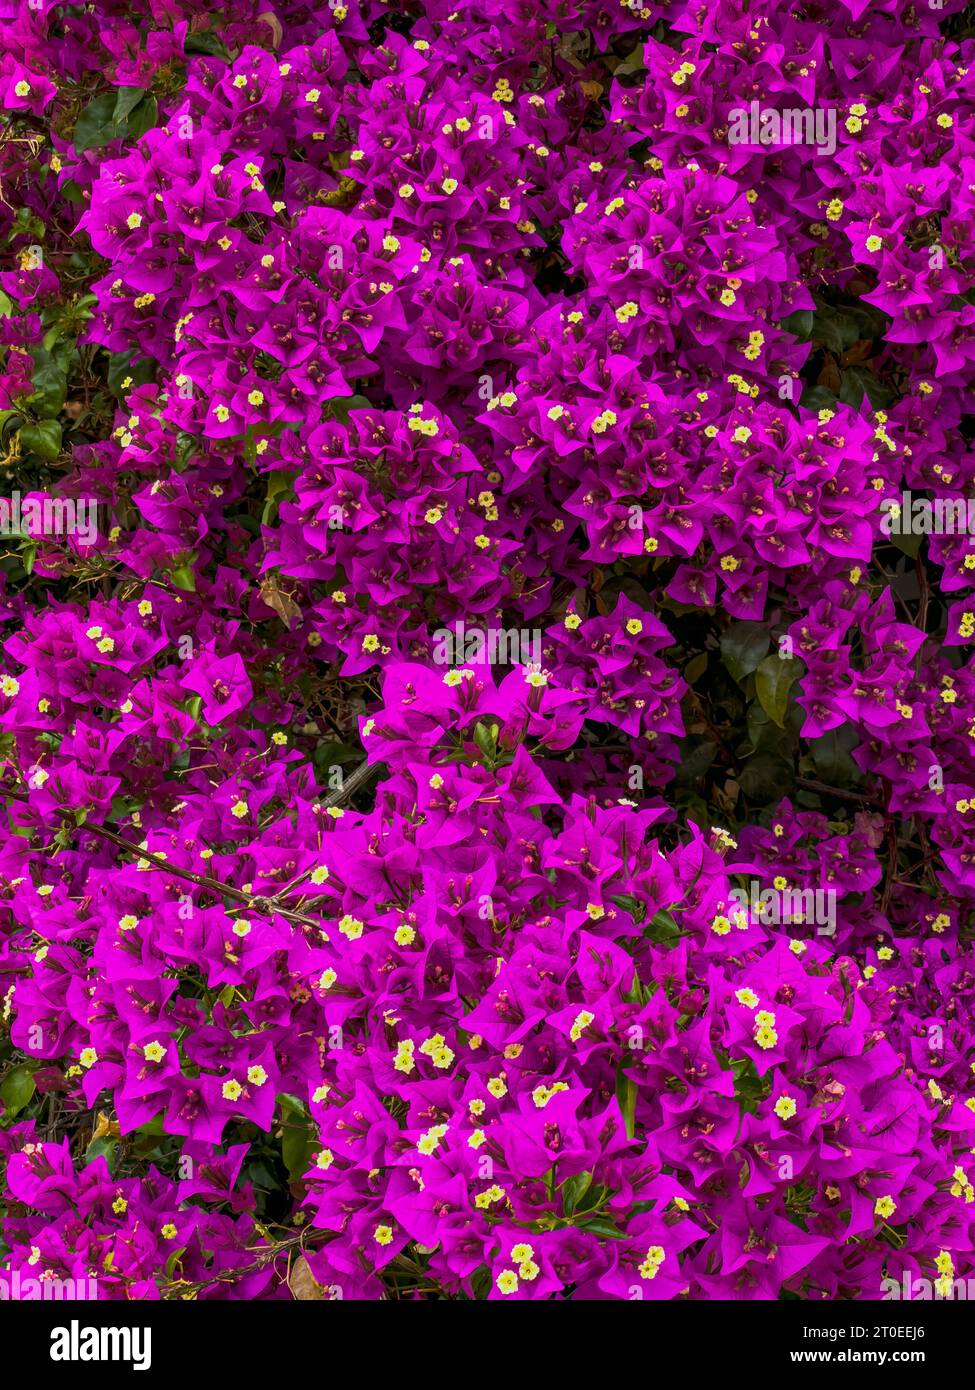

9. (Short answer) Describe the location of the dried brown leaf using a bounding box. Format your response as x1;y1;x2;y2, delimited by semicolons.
290;1254;325;1301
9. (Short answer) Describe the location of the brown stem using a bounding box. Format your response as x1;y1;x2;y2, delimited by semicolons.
0;784;326;932
795;776;884;807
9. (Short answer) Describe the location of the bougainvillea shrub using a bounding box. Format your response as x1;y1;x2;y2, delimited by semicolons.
0;0;973;1302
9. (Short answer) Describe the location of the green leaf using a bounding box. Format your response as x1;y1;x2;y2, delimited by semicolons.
262;470;295;525
112;86;148;124
184;30;231;58
621;970;641;1005
614;46;647;76
312;740;361;776
647;908;682;943
127;95;159;142
265;473;294;505
73;93;123;154
778;308;814;341
577;1217;627;1239
561;1170;594;1215
84;1136;117;1171
732;1057;764;1115
0;291;13;319
810;305;861;356
0;1063;36;1122
19;419;62;460
277;1092;309;1120
890;528;923;559
754;655;803;728
107;350;156;400
799;384;837;414
169;559;197;592
135;1113;166;1138
473;721;499;764
842;301;891;340
838;369;865;412
609;893;646;924
615;1063;637;1139
744;699;792;757
739;752;795;803
720;621;769;683
857;367;897;411
174;432;197;472
810;726;859;785
30;361;68;416
0;409;24;440
683;651;708;685
73;91;159;155
282;1122;318;1181
674;738;717;787
324;395;371;424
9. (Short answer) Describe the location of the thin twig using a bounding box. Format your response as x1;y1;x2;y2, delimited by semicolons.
323;757;380;807
795;776;884;807
0;785;325;930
